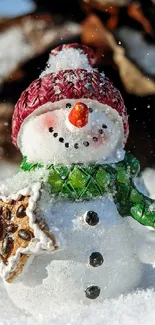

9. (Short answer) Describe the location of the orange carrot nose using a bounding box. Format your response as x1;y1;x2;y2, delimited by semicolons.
68;102;89;128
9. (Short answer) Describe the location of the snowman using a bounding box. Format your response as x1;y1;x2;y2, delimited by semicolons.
0;43;155;316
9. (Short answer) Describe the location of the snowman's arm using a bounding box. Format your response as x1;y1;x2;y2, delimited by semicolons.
115;180;155;229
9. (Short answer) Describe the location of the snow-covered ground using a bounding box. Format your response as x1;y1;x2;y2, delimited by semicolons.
0;164;155;324
0;282;155;325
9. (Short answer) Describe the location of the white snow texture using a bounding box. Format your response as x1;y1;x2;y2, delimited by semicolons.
0;169;155;323
1;283;155;325
41;48;94;76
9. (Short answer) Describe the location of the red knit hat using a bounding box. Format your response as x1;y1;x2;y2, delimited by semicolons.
12;43;129;148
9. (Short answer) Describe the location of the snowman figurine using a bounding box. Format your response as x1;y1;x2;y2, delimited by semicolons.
0;43;155;316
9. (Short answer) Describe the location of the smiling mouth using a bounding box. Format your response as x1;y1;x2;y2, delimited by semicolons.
48;124;107;149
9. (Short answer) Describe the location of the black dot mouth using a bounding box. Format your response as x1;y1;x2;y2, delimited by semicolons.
98;129;103;134
83;141;89;147
74;143;79;149
59;137;64;143
48;124;107;149
49;127;54;133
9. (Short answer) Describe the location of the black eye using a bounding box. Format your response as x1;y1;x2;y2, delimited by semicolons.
66;103;71;108
102;124;107;129
89;108;93;113
49;127;54;133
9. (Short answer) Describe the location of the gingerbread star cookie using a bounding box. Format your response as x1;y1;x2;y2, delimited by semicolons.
0;183;58;282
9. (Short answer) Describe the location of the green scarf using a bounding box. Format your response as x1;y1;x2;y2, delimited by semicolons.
19;153;155;229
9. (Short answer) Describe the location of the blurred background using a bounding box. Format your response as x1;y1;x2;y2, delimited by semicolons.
0;0;155;179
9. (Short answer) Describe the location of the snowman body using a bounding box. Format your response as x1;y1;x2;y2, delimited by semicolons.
4;43;152;316
6;192;142;315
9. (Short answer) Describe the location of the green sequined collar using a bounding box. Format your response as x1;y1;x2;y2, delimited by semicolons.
19;153;140;201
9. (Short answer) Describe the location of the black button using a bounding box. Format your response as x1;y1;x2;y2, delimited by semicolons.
85;286;101;299
85;211;99;226
89;252;104;267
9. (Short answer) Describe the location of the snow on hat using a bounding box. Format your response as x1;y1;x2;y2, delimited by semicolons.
12;43;129;148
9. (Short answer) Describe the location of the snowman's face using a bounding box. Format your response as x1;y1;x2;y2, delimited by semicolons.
19;99;124;164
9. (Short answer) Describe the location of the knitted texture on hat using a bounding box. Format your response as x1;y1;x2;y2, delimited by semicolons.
12;44;129;147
